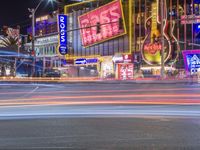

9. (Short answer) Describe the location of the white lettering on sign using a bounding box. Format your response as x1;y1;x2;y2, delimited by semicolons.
78;0;126;47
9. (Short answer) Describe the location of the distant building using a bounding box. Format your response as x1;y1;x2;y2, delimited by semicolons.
25;11;64;77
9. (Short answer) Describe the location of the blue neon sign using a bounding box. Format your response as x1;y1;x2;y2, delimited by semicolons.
75;58;98;65
58;14;68;55
186;54;200;73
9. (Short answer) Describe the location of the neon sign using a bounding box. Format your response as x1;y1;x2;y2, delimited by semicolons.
144;43;162;55
182;50;200;74
118;64;134;80
141;0;171;65
78;0;126;47
57;14;68;55
75;58;98;65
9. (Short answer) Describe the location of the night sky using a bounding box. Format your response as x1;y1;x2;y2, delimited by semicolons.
0;0;57;33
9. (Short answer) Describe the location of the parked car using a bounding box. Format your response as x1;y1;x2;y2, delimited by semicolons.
44;69;61;77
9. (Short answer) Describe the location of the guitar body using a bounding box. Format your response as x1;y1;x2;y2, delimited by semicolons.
141;0;171;65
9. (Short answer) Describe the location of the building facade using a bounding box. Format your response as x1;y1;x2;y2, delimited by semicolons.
132;0;200;75
25;12;65;77
25;0;200;78
63;0;133;79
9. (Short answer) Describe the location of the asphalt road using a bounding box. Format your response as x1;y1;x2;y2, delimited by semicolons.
0;82;200;149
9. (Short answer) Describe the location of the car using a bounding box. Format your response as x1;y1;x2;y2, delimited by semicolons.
44;69;61;77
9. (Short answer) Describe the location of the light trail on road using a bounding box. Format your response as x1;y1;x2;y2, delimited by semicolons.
0;83;200;115
0;87;199;96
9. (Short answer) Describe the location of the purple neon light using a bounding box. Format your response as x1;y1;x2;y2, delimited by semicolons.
182;49;200;73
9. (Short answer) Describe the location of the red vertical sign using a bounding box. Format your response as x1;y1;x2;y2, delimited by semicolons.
118;64;134;80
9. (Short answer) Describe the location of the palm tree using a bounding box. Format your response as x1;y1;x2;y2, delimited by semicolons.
0;36;19;50
0;36;20;76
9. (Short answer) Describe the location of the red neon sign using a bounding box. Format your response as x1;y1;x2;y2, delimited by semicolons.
144;43;162;55
78;0;126;47
118;63;134;80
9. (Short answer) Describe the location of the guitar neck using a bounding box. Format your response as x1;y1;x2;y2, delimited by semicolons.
151;0;158;42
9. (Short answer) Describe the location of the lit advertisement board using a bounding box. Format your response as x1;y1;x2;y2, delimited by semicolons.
57;14;68;55
75;58;98;65
182;50;200;74
117;63;134;80
78;0;126;47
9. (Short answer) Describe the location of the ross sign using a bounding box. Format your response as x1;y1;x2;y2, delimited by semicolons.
78;0;126;47
182;50;200;74
118;63;134;80
57;14;68;55
75;58;98;65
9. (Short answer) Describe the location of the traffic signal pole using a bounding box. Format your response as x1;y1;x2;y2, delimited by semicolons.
160;0;165;79
31;10;36;77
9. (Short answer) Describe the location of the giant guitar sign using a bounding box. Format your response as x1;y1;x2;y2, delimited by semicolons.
141;0;171;65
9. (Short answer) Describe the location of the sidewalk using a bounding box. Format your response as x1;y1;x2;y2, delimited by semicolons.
0;76;199;84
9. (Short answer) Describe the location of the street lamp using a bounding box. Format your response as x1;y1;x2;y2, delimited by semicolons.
160;0;165;79
28;0;55;76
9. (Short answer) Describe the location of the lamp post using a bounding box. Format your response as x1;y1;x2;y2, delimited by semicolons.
160;0;165;79
28;0;55;76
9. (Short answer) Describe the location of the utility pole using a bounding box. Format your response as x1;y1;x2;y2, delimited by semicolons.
28;8;36;77
160;0;165;79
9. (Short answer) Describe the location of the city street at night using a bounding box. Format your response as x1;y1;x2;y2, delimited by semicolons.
1;0;200;149
0;82;199;149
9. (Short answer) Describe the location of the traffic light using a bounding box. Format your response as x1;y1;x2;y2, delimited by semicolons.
96;22;101;34
27;34;32;43
119;17;123;30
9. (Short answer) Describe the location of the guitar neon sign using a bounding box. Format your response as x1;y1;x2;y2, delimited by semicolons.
141;0;171;65
144;43;162;55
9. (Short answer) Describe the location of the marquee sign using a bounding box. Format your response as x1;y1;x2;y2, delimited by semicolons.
78;0;126;47
57;14;68;55
182;50;200;74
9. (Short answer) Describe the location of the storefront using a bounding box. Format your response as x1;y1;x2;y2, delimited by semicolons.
71;58;100;77
112;54;134;80
101;56;114;78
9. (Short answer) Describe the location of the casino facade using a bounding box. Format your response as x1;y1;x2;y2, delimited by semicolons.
25;0;200;78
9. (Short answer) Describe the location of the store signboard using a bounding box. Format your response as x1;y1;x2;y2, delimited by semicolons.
78;0;126;47
123;54;132;63
118;63;134;80
75;58;98;65
57;14;68;55
182;50;200;74
113;54;132;63
112;54;123;63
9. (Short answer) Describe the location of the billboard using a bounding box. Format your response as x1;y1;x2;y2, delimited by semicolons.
182;50;200;74
78;0;126;47
117;63;134;80
57;14;68;55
